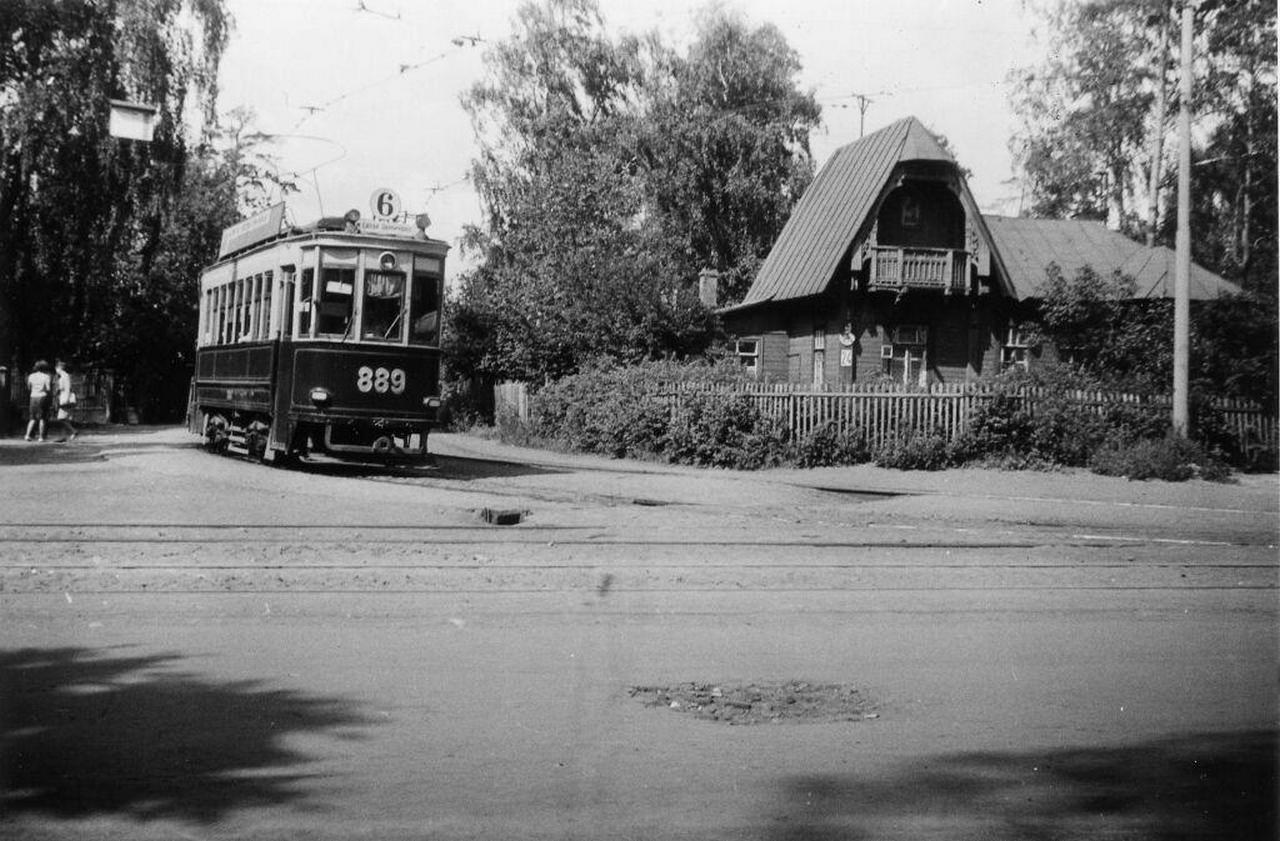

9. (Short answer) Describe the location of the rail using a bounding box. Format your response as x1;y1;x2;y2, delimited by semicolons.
868;245;967;293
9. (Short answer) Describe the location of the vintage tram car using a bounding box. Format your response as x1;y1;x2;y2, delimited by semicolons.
189;200;447;463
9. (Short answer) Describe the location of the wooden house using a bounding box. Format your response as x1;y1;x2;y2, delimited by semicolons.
719;117;1240;386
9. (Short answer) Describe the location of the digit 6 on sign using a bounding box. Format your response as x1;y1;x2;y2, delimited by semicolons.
356;366;406;394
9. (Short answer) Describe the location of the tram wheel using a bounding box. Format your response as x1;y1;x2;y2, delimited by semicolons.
203;414;230;454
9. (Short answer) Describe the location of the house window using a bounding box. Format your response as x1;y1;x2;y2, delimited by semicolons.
812;326;826;386
883;324;928;386
1001;325;1032;371
735;338;760;377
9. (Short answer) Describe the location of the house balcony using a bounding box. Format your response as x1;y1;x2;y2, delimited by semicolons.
867;246;969;294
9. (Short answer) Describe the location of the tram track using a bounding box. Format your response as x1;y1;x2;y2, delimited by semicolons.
0;522;1271;548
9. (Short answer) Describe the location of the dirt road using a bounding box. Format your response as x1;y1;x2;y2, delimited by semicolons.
1;427;1276;840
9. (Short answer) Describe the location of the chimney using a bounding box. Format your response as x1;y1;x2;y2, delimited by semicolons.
697;268;719;309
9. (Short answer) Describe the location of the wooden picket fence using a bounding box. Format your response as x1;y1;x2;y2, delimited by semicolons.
495;379;1278;458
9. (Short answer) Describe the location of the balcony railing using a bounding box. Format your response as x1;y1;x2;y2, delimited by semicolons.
868;246;968;294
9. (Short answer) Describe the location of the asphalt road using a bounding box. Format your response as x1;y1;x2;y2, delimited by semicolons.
1;427;1276;840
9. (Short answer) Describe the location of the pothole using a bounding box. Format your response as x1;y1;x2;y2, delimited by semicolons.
628;681;877;725
479;507;525;525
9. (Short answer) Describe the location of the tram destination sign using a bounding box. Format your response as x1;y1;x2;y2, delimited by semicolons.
218;203;286;258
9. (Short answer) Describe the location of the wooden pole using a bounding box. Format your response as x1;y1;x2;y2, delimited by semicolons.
1172;2;1193;437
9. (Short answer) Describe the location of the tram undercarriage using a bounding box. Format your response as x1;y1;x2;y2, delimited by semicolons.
200;410;428;464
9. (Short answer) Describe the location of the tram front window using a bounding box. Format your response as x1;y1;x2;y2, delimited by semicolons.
409;272;440;346
298;268;314;336
317;268;354;336
362;271;405;341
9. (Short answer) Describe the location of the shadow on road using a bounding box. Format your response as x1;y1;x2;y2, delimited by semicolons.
0;646;372;823
299;452;567;481
764;730;1277;841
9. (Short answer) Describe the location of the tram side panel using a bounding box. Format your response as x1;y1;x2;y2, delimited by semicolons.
193;342;278;418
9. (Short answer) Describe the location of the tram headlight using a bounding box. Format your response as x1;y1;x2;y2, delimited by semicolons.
423;397;442;408
309;388;332;406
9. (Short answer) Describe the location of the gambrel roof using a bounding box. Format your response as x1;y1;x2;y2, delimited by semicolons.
984;215;1240;300
729;116;1238;312
735;116;1005;309
736;118;934;307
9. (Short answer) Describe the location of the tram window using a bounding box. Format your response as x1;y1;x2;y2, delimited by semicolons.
362;271;405;341
261;272;273;339
318;268;355;336
235;278;247;340
225;283;237;344
298;268;314;337
409;272;441;346
215;288;225;344
282;272;296;338
221;285;232;344
249;275;261;340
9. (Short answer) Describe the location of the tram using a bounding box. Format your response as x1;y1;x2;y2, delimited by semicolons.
189;192;447;463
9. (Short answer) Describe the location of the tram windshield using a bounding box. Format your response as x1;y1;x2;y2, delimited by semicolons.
317;267;355;336
409;263;441;346
362;271;405;341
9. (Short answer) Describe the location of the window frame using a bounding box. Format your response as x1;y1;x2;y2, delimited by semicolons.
734;338;761;377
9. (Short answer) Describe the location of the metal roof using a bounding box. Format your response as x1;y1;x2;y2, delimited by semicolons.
737;117;980;309
983;216;1240;301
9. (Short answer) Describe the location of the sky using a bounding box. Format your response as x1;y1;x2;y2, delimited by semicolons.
217;0;1042;280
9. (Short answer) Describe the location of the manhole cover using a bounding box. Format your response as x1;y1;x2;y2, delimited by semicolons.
629;681;876;725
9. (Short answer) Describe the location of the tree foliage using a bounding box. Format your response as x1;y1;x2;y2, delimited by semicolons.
450;0;819;384
1033;263;1277;404
0;0;234;419
633;7;820;302
1009;0;1277;297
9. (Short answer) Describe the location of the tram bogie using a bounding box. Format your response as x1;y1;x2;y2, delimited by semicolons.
190;196;447;464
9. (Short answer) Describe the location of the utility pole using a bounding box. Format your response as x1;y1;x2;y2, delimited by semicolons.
852;94;874;137
1172;1;1193;436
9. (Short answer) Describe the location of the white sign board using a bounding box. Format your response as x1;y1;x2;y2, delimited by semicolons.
218;203;286;258
357;218;417;238
370;188;402;219
108;100;157;142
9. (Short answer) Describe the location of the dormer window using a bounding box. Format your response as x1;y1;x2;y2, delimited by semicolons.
901;195;921;228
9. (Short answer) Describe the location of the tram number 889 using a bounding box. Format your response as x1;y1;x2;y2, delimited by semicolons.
356;366;406;395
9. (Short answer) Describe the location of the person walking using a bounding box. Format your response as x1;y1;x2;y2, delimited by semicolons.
49;359;78;442
24;360;53;442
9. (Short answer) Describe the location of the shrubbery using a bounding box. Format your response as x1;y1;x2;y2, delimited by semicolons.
1089;435;1231;482
489;360;1248;480
791;423;871;468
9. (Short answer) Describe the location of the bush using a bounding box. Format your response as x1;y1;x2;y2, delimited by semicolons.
1088;434;1232;482
526;359;681;457
663;391;790;469
874;428;952;470
791;423;871;467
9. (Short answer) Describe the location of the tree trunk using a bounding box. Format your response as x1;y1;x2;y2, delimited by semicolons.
1146;8;1171;246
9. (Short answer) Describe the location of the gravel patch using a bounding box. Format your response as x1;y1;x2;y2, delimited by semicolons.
629;681;877;725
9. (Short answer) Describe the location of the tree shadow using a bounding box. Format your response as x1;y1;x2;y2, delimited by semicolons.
765;730;1277;841
0;646;373;824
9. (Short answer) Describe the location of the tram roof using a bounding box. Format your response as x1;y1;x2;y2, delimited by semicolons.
206;222;450;268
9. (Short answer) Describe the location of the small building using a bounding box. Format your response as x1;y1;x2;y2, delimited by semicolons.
720;117;1240;387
